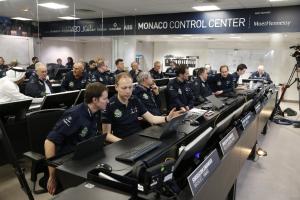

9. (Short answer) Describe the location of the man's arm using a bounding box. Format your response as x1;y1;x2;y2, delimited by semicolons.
102;123;121;143
44;139;56;195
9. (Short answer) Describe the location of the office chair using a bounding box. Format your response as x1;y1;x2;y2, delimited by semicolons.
23;108;65;194
0;121;34;200
158;86;168;114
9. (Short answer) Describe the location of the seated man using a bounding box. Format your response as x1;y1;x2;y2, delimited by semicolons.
209;65;234;96
25;62;53;97
90;61;115;85
114;58;125;76
249;65;273;83
86;60;97;77
102;72;183;143
167;64;194;111
133;72;161;116
165;61;177;78
149;61;164;79
192;67;212;104
232;63;247;87
44;82;109;195
61;62;88;91
0;57;9;78
26;56;39;79
129;61;142;82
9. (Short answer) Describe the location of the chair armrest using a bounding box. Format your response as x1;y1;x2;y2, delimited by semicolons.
24;151;45;161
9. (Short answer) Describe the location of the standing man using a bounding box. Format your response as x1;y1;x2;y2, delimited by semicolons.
25;62;53;98
61;62;88;91
114;58;125;75
232;64;247;87
167;64;194;111
149;61;164;79
249;65;273;83
192;67;212;104
129;61;142;82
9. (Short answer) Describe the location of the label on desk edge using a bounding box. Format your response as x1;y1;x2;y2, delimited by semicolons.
254;102;262;114
187;149;220;196
240;112;255;130
219;128;239;156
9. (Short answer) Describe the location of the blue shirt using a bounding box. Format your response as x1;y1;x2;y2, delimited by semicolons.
61;71;88;91
90;71;115;85
133;84;161;116
101;95;147;138
209;73;234;93
47;103;101;155
167;78;194;109
192;77;212;104
149;68;164;79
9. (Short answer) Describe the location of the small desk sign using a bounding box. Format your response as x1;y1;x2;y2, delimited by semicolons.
254;102;262;114
240;112;254;130
187;149;220;196
219;128;239;156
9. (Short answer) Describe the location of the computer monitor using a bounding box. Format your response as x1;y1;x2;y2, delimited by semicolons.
154;78;169;86
232;104;245;121
106;85;117;99
214;112;235;134
242;99;254;114
54;68;70;80
40;90;80;110
0;99;32;117
74;89;85;105
173;127;214;188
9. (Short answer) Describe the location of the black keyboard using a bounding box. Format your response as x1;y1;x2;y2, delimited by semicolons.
115;141;162;163
185;113;202;121
225;98;236;105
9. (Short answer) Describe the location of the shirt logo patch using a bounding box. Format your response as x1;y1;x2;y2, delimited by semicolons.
143;93;149;100
194;82;198;86
217;81;222;86
63;116;72;126
226;80;230;84
80;127;88;138
69;81;74;88
99;77;103;82
178;88;182;95
114;109;123;118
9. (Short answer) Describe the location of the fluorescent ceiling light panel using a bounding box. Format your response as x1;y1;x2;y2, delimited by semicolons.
38;3;68;9
11;17;32;21
58;16;80;20
192;5;220;11
269;0;287;2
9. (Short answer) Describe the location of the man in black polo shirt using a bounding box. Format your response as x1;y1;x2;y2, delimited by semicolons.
44;83;109;195
232;63;247;87
167;64;194;111
102;72;183;143
129;61;142;82
61;62;88;91
165;61;177;78
192;67;212;105
209;65;234;96
91;61;115;85
114;58;125;75
133;71;161;116
149;61;164;79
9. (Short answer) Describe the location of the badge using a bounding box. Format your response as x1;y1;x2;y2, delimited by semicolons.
130;107;138;114
80;127;88;138
143;93;149;100
63;116;72;126
69;81;74;87
178;88;182;95
217;81;222;86
114;109;122;118
226;80;230;85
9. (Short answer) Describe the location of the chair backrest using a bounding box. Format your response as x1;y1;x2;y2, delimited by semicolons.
26;108;65;154
159;86;168;114
0;99;32;118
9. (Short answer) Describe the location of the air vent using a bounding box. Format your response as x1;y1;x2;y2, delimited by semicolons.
75;9;96;13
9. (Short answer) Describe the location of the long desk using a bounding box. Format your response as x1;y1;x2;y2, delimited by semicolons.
52;84;277;200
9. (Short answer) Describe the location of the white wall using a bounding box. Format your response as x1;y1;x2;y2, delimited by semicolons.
136;41;154;71
82;41;112;66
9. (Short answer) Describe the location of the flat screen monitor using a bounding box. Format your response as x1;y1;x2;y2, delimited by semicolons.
154;78;169;86
74;89;85;105
232;104;245;121
0;99;32;117
242;99;254;114
54;68;70;80
40;90;80;110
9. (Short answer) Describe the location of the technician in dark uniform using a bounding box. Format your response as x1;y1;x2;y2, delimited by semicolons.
133;71;161;116
61;62;88;91
86;60;97;78
149;61;164;79
232;63;247;87
129;61;142;82
192;67;212;105
25;62;53;97
249;65;272;83
0;57;8;78
102;72;183;143
167;64;194;111
114;58;125;75
209;65;234;96
44;82;109;195
165;61;177;77
91;62;115;85
26;56;39;79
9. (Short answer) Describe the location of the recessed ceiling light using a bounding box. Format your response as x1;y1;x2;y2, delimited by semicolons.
269;0;287;2
192;5;220;11
23;9;29;12
38;3;69;9
11;17;32;21
58;16;80;20
0;0;7;2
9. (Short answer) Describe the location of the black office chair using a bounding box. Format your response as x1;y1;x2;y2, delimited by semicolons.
0;121;34;200
159;86;168;114
24;108;65;194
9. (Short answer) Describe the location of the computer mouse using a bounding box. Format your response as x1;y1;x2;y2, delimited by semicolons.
96;163;112;172
190;120;200;126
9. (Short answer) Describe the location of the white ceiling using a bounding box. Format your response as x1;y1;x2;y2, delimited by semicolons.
0;0;300;21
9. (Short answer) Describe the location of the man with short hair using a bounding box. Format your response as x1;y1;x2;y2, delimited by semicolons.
61;62;88;91
133;71;161;116
25;62;53;97
249;65;272;83
91;61;115;85
129;61;142;82
165;61;177;77
26;56;39;78
192;67;212;104
232;64;247;87
209;65;234;95
167;64;194;111
149;61;164;79
0;57;8;78
114;58;125;75
56;58;64;68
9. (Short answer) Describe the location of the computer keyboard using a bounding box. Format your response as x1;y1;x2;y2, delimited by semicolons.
115;141;162;163
185;113;202;121
225;98;236;105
